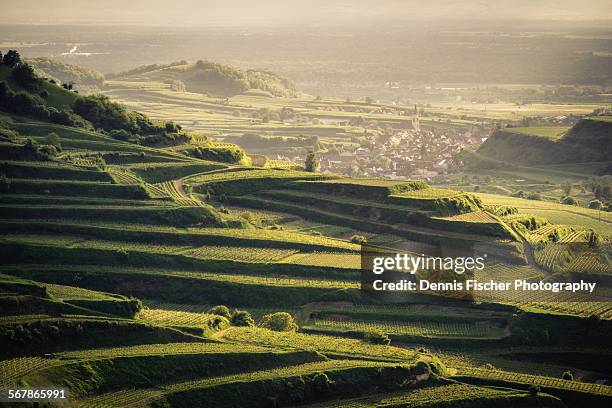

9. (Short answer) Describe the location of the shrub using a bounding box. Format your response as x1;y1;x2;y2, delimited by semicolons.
3;50;21;67
46;132;61;150
589;199;603;210
528;384;541;396
208;305;231;319
527;192;542;200
12;63;41;91
37;144;58;159
350;235;367;244
414;361;431;375
310;372;333;394
261;312;298;332
109;129;132;142
363;330;390;345
561;196;577;205
0;173;10;192
587;230;600;248
187;145;245;164
305;150;318;172
231;310;255;327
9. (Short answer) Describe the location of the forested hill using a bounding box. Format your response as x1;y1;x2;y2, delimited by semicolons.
471;117;612;167
109;60;298;97
27;57;105;89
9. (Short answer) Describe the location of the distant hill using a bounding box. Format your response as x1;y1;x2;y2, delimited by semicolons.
471;118;612;168
110;60;298;97
27;57;105;90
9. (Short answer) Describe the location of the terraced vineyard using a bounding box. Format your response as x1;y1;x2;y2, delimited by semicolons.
308;317;506;338
186;245;299;262
1;52;611;408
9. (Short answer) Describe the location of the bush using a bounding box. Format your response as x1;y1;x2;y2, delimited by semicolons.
527;192;542;200
587;230;601;248
109;129;132;142
187;145;245;164
350;235;367;244
261;312;298;332
3;50;21;67
0;173;10;192
414;361;431;375
363;330;390;345
73;94;165;135
231;310;255;327
37;144;58;159
208;305;231;319
561;196;577;205
305;150;318;172
310;372;333;394
528;384;541;396
12;63;41;91
589;199;603;210
46;132;61;150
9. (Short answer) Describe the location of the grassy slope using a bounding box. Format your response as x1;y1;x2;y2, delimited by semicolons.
475;118;611;167
0;64;78;109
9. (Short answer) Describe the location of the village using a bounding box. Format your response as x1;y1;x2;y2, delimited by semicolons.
270;115;488;182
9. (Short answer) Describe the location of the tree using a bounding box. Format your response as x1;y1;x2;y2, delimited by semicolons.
304;150;318;172
12;63;40;90
587;230;600;249
527;192;542;200
0;173;10;193
208;305;231;319
46;132;61;150
311;372;334;394
231;310;255;327
350;235;367;244
261;312;298;332
561;196;577;205
528;385;540;396
589;199;603;210
3;50;21;67
561;181;572;197
364;330;390;345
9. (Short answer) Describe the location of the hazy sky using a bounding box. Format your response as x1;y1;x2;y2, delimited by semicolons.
2;0;612;25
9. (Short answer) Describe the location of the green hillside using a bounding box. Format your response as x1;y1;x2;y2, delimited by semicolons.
0;64;79;110
110;60;298;97
474;119;611;166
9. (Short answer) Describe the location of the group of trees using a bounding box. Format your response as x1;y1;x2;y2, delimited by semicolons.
73;94;166;134
0;81;87;128
0;50;22;67
187;145;245;164
185;60;297;97
27;57;105;88
208;305;298;331
208;305;255;327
